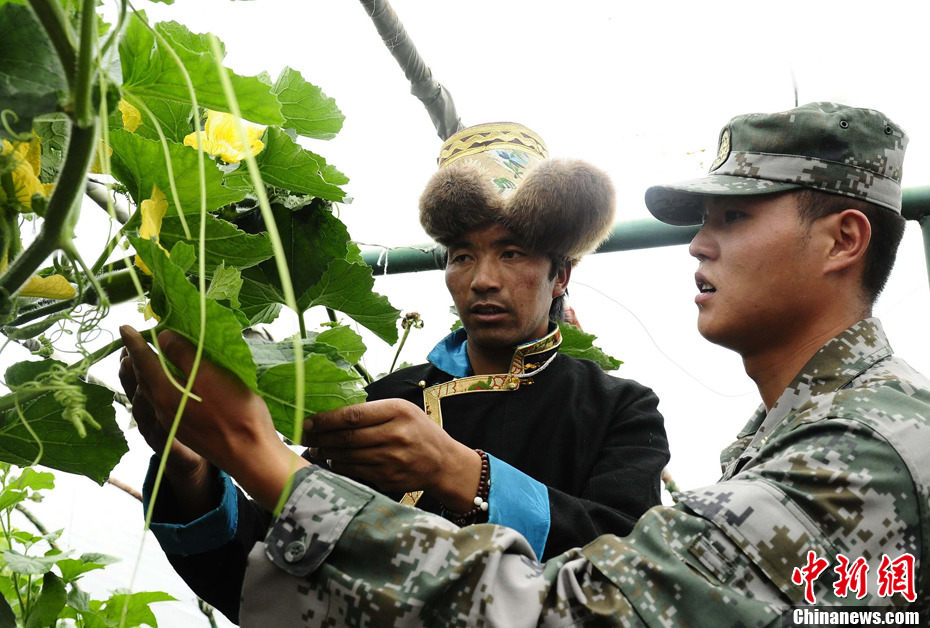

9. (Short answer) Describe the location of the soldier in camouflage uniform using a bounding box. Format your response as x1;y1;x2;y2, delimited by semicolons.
121;102;930;626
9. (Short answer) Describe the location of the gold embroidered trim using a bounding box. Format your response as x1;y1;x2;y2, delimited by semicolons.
399;326;562;507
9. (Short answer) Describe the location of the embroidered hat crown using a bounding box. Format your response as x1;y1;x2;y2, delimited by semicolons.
419;122;616;262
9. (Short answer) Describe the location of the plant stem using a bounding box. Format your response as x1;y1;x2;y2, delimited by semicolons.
14;503;60;551
75;336;125;374
73;0;98;127
298;310;308;339
9;300;72;326
325;308;373;383
100;0;128;58
0;122;97;312
90;232;122;275
26;0;77;91
353;362;373;385
7;265;148;327
84;268;149;305
389;323;412;374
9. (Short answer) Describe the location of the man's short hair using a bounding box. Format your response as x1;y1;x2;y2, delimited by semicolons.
794;189;906;303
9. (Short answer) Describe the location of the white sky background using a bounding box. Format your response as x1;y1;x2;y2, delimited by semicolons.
4;1;930;625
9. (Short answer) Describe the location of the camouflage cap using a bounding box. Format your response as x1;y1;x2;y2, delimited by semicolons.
645;102;908;226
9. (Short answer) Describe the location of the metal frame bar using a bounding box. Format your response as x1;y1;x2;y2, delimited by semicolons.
362;186;930;286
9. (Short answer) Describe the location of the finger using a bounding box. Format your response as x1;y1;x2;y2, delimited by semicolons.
305;399;403;435
326;460;383;484
157;329;254;397
317;446;389;467
118;354;137;398
156;329;198;378
119;326;161;393
305;420;401;449
120;326;185;414
132;387;169;447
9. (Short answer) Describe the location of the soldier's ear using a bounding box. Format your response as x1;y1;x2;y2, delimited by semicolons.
822;209;871;276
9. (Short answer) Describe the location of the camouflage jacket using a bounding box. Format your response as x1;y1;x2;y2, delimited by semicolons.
239;318;930;627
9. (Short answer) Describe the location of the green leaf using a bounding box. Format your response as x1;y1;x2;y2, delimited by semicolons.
0;361;129;484
272;67;344;140
24;572;66;628
0;549;69;576
300;259;400;344
120;14;283;125
236;280;282;326
235;202;398;342
0;5;66;141
156;20;224;58
557;322;622;371
66;585;90;612
57;553;119;583
8;467;55;492
131;237;258;389
33;113;70;182
166;240;195;274
157;213;273;273
224;127;348;202
126;95;195;145
100;591;175;627
247;327;364;375
109;129;246;215
205;262;241;309
258;353;366;436
0;468;54;512
317;326;366;366
239;201;352;306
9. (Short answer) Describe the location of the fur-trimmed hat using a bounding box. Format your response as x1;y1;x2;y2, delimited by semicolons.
418;122;615;262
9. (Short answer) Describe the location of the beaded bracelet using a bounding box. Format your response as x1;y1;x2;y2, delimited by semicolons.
441;449;490;526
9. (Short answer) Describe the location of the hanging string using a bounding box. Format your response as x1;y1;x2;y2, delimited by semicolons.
573;280;756;400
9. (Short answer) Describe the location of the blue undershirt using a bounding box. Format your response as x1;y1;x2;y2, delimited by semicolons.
143;329;551;559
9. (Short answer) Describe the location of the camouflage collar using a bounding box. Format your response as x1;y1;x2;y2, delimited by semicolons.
723;318;892;476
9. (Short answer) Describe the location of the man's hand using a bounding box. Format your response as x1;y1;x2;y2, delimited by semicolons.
305;399;482;512
119;325;307;511
119;344;219;520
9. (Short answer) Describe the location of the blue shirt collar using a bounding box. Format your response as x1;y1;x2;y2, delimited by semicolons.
427;328;472;378
426;323;562;379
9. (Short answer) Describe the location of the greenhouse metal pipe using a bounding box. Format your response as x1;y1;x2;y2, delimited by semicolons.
358;0;463;140
362;185;930;278
902;185;930;289
362;219;699;275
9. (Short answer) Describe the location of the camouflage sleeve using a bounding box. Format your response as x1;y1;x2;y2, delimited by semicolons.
239;414;918;626
671;414;920;609
240;465;645;626
586;413;918;622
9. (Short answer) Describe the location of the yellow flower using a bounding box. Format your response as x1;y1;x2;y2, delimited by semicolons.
118;100;142;133
89;139;113;175
141;299;160;322
1;133;54;210
134;184;169;275
0;248;75;300
183;110;266;164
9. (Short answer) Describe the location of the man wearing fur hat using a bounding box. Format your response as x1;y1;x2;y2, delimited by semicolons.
122;102;930;624
123;123;669;624
346;123;669;550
